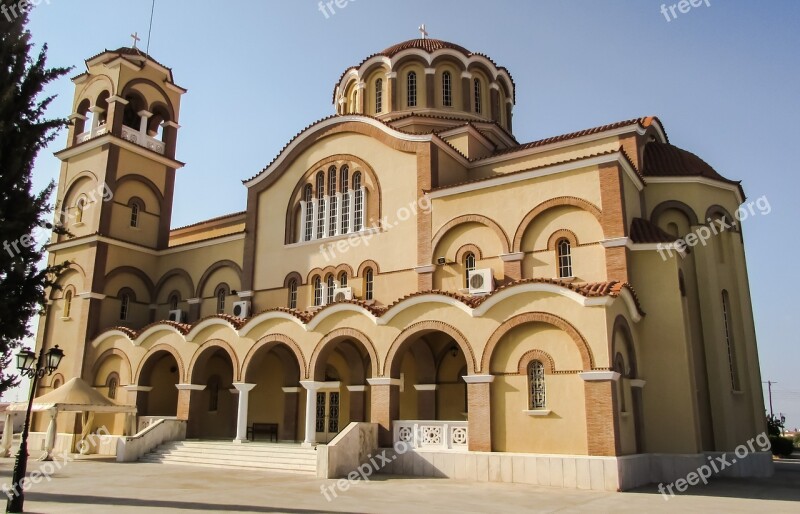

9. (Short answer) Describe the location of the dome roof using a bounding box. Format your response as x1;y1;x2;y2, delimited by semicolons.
643;141;739;186
380;38;473;58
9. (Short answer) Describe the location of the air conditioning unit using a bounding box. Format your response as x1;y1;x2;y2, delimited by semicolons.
232;301;251;318
168;309;185;323
468;269;494;296
333;287;353;302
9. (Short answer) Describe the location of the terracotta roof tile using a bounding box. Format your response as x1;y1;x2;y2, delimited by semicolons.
630;217;676;244
642;141;744;197
171;211;247;232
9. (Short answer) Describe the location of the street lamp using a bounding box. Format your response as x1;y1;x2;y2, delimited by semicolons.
6;345;65;514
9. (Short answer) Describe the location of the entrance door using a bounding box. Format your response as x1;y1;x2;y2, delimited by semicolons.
315;391;341;443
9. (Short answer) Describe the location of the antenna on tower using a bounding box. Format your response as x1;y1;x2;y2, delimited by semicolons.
146;0;156;56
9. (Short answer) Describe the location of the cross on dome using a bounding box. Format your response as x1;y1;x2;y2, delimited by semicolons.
418;24;428;40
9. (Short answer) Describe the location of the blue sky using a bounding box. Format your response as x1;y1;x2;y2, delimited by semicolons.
9;0;799;427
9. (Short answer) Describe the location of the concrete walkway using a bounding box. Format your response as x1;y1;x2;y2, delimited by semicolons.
1;456;798;513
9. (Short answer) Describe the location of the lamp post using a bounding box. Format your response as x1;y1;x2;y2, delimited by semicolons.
6;345;64;514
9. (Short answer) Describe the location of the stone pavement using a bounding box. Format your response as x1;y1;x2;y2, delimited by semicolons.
0;456;798;513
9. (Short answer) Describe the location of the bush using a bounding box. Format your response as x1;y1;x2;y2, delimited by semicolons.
769;436;794;457
794;433;800;449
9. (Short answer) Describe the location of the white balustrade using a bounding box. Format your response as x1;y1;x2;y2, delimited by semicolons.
393;420;468;451
75;125;164;155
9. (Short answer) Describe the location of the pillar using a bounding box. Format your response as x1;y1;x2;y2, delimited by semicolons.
105;94;128;136
138;109;153;136
124;413;137;437
464;375;494;452
186;298;201;323
1;413;13;457
300;381;322;446
281;387;301;441
414;384;437;420
580;371;621;456
346;385;367;422
175;384;205;423
367;378;400;447
501;253;524;282
387;72;397;112
461;72;472;112
424;68;436;108
232;383;256;443
88;105;105;137
42;408;57;461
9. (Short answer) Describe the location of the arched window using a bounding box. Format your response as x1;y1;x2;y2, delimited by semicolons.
353;172;363;231
407;72;417;108
288;279;298;309
375;78;383;113
119;292;130;321
721;290;740;391
340;166;350;234
442;71;452;107
63;290;73;318
464;252;476;287
339;272;348;288
304;184;313;241
364;267;374;301
216;286;227;314
107;374;119;400
326;274;335;305
527;360;546;410
169;293;179;311
474;78;482;114
614;353;626;412
557;239;573;278
75;197;86;224
328;166;337;236
316;171;326;239
313;276;323;306
208;375;220;412
130;201;140;228
52;378;63;389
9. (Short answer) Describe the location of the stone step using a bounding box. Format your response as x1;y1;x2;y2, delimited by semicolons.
159;442;314;455
152;449;317;465
139;456;316;474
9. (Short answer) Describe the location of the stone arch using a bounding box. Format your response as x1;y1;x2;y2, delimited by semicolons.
104;266;155;301
242;334;308;380
283;271;303;287
115;174;165;208
121;79;176;121
357;259;380;277
384;320;476;377
134;343;185;384
650;200;699;227
431;214;511;257
196;260;243;298
705;204;734;224
91;348;133;385
481;312;594;373
309;328;378;382
513;197;602;252
189;339;241;383
155;269;195;300
517;349;557;375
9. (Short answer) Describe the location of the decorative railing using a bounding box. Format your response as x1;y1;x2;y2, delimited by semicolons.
76;125;108;143
76;125;165;155
393;420;468;451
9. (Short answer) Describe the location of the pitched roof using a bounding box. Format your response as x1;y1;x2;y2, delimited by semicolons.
630;217;677;244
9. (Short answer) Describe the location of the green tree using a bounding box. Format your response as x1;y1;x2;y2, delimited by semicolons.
0;1;71;396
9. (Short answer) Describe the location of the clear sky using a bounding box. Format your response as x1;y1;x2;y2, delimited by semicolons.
8;0;799;428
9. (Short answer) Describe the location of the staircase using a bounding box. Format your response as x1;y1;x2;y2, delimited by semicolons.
140;440;318;474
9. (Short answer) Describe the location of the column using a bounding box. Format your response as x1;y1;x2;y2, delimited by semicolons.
347;191;355;233
300;381;322;446
88;105;105;137
424;68;436;108
42;408;57;461
311;199;319;240
490;83;500;123
386;72;397;112
124;385;152;428
346;385;367;422
138;109;153;136
367;378;401;447
186;298;201;323
320;197;328;239
281;387;301;441
124;413;138;437
464;375;494;452
360;187;368;228
461;72;472;112
334;192;343;237
413;384;437;420
1;413;13;457
175;384;205;423
501;252;525;281
232;383;256;443
299;200;307;242
580;371;621;456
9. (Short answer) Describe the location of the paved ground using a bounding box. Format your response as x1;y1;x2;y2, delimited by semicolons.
1;455;798;513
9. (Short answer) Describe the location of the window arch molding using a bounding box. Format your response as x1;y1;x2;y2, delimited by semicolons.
455;244;483;264
546;229;579;251
285;155;383;245
517;349;557;375
214;283;230;314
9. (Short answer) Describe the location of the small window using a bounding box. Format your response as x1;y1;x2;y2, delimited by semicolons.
353;172;363;231
614;353;626;412
407;72;417;108
442;71;452;107
169;294;179;311
130;202;140;228
314;277;323;307
107;374;119;400
216;286;227;314
53;378;63;389
527;360;546;410
464;252;476;287
557;239;573;278
119;293;130;321
208;375;220;412
364;268;374;301
288;279;298;309
75;198;86;224
721;290;740;391
316;171;325;199
304;185;314;241
63;290;73;318
375;78;383;113
474;78;482;114
339;272;348;288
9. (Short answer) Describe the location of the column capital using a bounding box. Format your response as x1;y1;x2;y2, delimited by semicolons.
463;374;495;384
176;383;206;391
232;382;256;393
123;385;152;393
413;384;438;391
367;377;402;387
281;386;302;393
137;109;153;118
500;252;525;262
107;95;129;105
346;385;368;392
186;297;202;305
629;379;646;388
579;371;621;382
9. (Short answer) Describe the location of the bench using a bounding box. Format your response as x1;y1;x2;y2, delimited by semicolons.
247;423;278;442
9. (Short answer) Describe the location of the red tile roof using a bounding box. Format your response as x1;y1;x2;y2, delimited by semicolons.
171;211;247;232
642;141;744;197
630;218;677;244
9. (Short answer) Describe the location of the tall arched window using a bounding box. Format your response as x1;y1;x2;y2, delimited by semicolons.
63;290;73;318
130;202;140;228
614;353;626;412
75;197;86;224
119;293;130;321
208;375;220;412
216;286;227;314
340;166;350;234
313;276;323;307
721;290;740;391
375;78;383;113
464;252;476;287
364;268;374;301
326;274;335;305
407;72;417;107
474;78;482;114
169;294;179;311
557;239;573;278
328;166;337;236
527;360;546;410
288;279;298;309
304;184;313;241
339;272;348;288
442;71;452;107
107;374;119;400
316;171;326;239
353;172;363;231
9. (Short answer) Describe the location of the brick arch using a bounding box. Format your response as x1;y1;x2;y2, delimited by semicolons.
455;243;483;263
309;328;378;382
481;312;594;373
357;259;380;277
242;334;308;381
134;343;185;384
513;197;602;252
196;260;243;298
546;229;579;251
517;349;557;375
334;263;355;279
284;271;304;287
188;339;241;383
90;348;133;385
384;320;476;378
431;214;510;258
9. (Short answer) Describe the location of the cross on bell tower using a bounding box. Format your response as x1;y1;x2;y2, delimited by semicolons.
130;32;141;49
418;24;428;40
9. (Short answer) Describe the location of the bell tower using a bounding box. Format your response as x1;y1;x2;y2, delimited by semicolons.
40;46;186;382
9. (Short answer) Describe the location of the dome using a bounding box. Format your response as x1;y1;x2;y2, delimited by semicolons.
643;141;739;186
379;38;473;58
